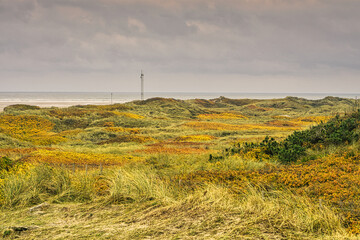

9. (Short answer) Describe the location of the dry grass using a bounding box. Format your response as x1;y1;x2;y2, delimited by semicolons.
197;112;248;120
174;135;216;142
22;149;144;166
184;121;300;131
1;98;359;238
99;135;155;144
134;146;209;154
105;127;140;134
0;185;353;239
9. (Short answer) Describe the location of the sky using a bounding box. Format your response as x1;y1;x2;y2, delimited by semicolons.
0;0;360;93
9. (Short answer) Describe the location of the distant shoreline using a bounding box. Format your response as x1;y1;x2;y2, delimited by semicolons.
0;101;111;111
1;93;359;111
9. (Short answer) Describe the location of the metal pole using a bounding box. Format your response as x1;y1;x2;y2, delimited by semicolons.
140;70;144;100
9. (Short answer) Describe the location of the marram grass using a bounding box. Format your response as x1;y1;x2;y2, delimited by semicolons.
0;166;354;239
1;98;360;238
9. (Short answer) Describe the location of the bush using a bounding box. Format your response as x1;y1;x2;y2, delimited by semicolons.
3;104;40;112
218;112;360;164
0;133;32;148
0;157;13;172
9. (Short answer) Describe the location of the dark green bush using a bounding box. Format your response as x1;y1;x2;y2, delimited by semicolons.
216;112;360;164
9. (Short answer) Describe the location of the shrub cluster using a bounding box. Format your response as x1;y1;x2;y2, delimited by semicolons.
220;112;360;163
181;152;360;233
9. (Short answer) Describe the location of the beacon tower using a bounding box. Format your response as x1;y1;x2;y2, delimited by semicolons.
140;70;144;100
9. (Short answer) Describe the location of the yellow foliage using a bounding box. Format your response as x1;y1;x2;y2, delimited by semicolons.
265;120;302;127
174;135;215;142
135;146;208;154
112;111;144;119
184;121;299;131
266;116;332;128
179;152;360;233
0;147;56;157
103;122;115;127
100;135;155;144
241;148;271;161
105;127;140;134
0;115;54;137
197;112;248;120
0;115;66;145
23;149;144;166
58;129;83;136
293;116;332;124
0;162;33;178
28;133;67;145
0;162;34;204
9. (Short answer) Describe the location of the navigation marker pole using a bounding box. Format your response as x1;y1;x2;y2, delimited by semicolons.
140;70;144;100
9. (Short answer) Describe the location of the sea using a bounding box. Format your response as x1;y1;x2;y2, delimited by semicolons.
0;92;359;111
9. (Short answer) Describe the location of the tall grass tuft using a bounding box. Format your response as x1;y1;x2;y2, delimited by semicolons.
237;186;346;236
170;185;347;238
0;164;97;208
107;166;175;204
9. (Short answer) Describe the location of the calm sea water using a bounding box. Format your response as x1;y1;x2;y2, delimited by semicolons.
0;92;359;110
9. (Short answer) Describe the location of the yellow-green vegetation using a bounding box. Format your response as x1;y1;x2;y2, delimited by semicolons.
1;96;360;239
174;134;215;142
197;112;248;120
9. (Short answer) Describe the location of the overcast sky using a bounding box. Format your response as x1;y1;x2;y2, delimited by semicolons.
1;0;360;93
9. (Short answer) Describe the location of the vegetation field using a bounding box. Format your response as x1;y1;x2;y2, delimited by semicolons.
1;96;360;239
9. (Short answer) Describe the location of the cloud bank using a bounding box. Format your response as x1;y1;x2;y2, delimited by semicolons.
0;0;360;92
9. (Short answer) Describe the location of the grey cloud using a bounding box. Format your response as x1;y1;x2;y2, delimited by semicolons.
0;0;360;92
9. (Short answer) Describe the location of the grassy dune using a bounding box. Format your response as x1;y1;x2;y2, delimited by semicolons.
0;165;354;239
1;96;360;239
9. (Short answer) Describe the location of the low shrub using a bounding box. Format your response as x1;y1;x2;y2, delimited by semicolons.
218;112;360;163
